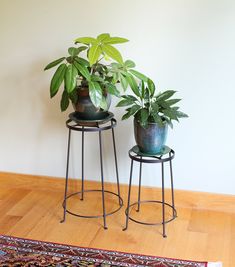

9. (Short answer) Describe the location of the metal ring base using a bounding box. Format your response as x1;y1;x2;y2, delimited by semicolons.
125;200;177;226
62;189;123;219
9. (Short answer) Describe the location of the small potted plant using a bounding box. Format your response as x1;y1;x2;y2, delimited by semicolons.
44;33;146;120
117;79;188;154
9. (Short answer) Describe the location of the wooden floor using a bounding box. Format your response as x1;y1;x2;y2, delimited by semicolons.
0;172;234;267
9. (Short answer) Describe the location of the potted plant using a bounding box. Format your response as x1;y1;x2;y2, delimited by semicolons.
44;33;147;120
116;79;188;154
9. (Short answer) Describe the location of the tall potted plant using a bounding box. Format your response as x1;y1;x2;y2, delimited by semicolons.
44;33;147;120
117;79;188;154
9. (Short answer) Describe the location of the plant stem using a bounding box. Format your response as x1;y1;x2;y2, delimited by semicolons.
90;56;105;75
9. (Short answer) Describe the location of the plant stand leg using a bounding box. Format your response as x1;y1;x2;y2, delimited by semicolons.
81;127;85;201
111;121;121;206
123;159;133;231
169;151;176;217
61;128;71;223
137;157;142;212
161;162;167;238
99;130;107;230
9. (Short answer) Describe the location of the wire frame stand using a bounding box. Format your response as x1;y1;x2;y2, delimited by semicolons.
123;145;177;237
60;112;123;230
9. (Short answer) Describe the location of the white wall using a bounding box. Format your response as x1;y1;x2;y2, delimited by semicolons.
0;0;235;194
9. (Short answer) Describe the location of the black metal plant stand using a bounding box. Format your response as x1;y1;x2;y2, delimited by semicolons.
123;145;177;237
61;112;123;229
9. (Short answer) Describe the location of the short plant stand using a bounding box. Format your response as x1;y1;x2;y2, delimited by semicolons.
123;145;177;237
61;112;123;229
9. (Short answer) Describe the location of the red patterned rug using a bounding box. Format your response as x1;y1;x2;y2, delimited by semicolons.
0;235;221;267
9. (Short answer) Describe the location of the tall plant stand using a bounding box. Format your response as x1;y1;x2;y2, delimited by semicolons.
61;112;123;229
123;145;177;237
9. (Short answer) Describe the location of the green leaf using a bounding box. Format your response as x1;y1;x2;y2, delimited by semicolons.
68;47;79;57
100;96;108;110
129;104;142;116
112;72;119;83
124;60;135;68
110;62;120;69
105;83;120;97
74;37;97;45
65;56;73;64
176;111;189;118
151;102;159;112
121;104;141;120
147;79;155;96
91;74;104;82
96;63;108;73
69;88;78;104
97;33;110;41
88;81;103;107
122;111;132;120
44;57;66;71
126;74;140;97
73;61;91;81
120;69;128;76
164;116;173;129
116;98;135;107
141;80;145;99
75;57;90;67
60;89;70;111
103;37;129;44
77;46;88;54
120;74;128;91
102;44;123;63
162;109;178;121
144;86;150;101
166;98;181;106
129;70;148;82
141;108;149;121
88;44;102;65
122;95;139;102
65;64;78;93
157;90;176;101
50;63;67;98
152;112;164;127
140;109;149;128
159;100;170;109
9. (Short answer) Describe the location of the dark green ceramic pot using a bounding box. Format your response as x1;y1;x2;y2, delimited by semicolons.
73;87;111;120
134;118;168;155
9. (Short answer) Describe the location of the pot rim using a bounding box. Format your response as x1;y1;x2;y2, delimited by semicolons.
134;117;167;126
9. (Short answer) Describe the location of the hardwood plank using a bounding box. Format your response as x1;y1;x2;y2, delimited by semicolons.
0;172;234;267
1;171;235;213
0;215;22;233
0;188;30;215
6;191;62;237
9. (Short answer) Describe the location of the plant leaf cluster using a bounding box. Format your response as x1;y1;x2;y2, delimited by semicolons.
44;33;146;111
117;79;188;128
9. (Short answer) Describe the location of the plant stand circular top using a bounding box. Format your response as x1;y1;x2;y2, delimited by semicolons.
68;111;114;127
130;145;172;160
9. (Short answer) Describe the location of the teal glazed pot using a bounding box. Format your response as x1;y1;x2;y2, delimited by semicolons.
134;118;168;155
73;87;111;120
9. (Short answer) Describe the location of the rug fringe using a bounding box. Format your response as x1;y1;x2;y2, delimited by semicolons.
208;262;222;267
